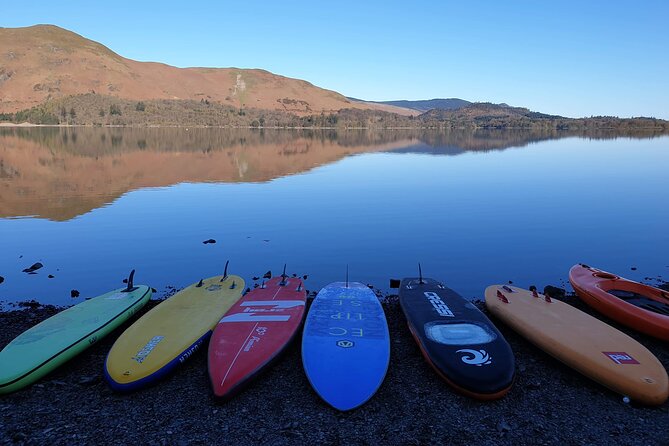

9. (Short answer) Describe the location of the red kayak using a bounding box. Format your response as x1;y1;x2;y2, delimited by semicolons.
207;275;307;398
569;264;669;341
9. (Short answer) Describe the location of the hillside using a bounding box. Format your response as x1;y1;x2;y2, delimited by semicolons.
0;26;666;131
420;102;559;120
368;98;472;112
0;25;416;116
419;103;669;131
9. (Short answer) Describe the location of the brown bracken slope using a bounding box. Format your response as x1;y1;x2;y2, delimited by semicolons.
0;25;415;116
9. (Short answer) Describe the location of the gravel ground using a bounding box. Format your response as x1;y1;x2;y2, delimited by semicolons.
1;291;668;446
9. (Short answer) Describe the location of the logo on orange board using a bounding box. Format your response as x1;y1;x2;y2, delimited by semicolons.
603;352;639;365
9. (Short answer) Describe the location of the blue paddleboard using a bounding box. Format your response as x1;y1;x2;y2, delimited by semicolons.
301;282;390;411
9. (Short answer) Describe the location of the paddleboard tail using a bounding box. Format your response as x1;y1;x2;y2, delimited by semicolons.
104;330;212;392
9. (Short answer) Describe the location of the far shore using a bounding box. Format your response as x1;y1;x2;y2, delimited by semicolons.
2;123;668;132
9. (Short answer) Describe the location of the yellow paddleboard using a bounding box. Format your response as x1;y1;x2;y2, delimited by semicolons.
104;273;244;391
485;285;668;406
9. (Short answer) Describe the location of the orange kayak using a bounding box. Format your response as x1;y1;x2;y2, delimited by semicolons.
569;264;669;341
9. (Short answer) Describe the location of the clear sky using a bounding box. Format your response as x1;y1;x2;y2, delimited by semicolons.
2;0;668;118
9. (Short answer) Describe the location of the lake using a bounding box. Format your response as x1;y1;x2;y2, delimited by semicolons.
1;127;667;306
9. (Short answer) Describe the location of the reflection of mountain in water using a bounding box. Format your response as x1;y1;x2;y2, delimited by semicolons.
390;143;470;156
388;128;665;155
0;127;662;221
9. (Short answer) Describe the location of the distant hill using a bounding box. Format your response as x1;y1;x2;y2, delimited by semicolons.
377;98;472;112
347;97;472;112
0;25;416;116
419;102;561;120
416;102;668;131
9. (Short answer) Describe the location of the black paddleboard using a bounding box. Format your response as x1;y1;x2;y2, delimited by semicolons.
399;277;515;399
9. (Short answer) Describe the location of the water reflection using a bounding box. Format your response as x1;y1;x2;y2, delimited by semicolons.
0;128;667;306
1;127;662;221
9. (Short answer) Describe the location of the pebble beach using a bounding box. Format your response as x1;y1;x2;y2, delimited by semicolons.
1;287;668;446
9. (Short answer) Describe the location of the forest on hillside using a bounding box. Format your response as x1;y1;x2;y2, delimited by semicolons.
1;94;667;132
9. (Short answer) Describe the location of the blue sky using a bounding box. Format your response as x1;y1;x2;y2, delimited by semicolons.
2;1;668;118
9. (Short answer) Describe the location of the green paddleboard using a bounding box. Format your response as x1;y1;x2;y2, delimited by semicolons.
0;282;151;395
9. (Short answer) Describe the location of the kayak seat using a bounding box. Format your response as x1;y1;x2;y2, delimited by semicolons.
609;289;669;315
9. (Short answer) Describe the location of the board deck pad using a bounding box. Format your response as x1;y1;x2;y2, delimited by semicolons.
399;278;515;399
0;285;151;394
208;276;307;398
302;282;390;411
104;274;244;392
485;284;669;406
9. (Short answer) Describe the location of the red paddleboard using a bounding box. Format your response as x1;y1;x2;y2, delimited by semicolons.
207;276;307;398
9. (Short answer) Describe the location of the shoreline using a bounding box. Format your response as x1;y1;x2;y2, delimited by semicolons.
1;291;667;445
2;123;668;131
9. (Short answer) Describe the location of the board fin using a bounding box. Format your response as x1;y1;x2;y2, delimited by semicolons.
196;279;204;288
280;264;288;286
346;264;349;288
418;263;425;285
123;269;138;292
220;260;229;282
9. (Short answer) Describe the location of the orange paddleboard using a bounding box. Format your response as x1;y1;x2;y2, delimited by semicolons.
485;285;668;406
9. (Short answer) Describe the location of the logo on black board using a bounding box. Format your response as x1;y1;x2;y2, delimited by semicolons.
336;340;354;348
456;349;492;366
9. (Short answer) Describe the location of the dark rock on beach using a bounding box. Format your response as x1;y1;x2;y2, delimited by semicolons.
16;300;41;309
0;293;667;446
543;285;566;299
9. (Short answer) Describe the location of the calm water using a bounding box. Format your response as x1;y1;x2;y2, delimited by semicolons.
1;127;668;306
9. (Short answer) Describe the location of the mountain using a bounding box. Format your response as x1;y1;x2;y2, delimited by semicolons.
0;25;416;116
366;98;472;112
